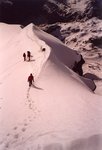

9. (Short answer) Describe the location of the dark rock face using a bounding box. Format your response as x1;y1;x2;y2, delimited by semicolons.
93;0;102;19
42;24;61;34
0;0;102;25
89;36;102;48
72;55;85;76
40;24;64;41
0;0;46;25
43;0;102;23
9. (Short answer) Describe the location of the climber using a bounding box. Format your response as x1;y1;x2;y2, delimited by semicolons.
28;73;34;87
42;48;46;52
27;51;31;61
23;53;26;61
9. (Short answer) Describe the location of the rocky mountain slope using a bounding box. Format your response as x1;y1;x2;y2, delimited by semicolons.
0;0;102;25
43;0;102;23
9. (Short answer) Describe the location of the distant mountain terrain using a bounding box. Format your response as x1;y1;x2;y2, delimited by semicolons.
0;0;102;25
43;0;102;23
0;0;46;25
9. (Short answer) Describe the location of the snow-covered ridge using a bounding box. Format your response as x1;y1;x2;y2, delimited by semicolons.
0;23;102;150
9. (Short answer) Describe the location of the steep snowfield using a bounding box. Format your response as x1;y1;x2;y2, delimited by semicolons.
0;23;102;150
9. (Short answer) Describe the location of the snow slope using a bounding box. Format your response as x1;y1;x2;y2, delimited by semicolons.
0;23;102;150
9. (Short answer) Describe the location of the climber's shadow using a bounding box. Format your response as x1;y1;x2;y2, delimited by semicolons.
30;59;35;62
27;59;35;62
32;84;43;90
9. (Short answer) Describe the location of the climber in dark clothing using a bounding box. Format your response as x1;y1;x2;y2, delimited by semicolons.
23;53;26;61
42;48;46;52
28;73;34;87
27;51;31;61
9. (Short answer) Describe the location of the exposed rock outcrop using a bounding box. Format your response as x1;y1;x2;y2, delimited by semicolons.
72;55;85;76
43;0;102;23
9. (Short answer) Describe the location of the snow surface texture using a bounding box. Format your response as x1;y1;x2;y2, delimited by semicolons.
0;23;102;150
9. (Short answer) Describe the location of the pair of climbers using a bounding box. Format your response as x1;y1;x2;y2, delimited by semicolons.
23;51;31;61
